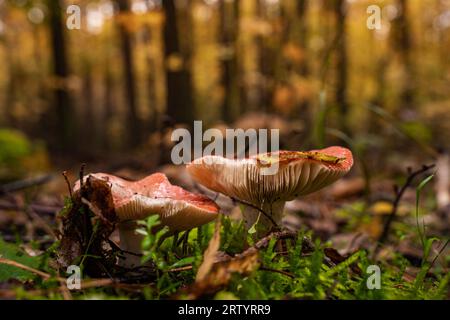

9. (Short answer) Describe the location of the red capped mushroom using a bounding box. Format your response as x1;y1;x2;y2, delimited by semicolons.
187;146;353;236
73;172;219;267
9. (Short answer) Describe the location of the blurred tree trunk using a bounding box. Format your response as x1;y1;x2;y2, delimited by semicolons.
162;0;194;126
294;0;311;131
436;0;449;69
143;27;157;133
82;62;95;154
46;0;75;153
3;45;16;127
256;0;275;113
117;0;140;147
102;59;115;152
392;0;415;115
238;0;261;114
296;0;309;79
220;0;240;123
31;24;48;135
334;0;350;136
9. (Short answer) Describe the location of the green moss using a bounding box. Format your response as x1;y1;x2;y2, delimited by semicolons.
0;239;43;282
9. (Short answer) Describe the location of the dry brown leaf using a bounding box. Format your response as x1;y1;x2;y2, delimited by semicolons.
370;201;394;215
358;216;384;239
57;175;117;276
185;249;260;299
195;218;222;283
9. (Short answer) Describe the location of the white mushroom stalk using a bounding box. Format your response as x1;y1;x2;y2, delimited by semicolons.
187;146;354;236
74;173;219;267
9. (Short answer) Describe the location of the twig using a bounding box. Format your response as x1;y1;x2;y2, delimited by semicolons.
168;265;193;273
259;266;294;278
25;207;57;239
427;239;449;274
0;257;54;280
252;230;314;252
62;171;73;199
107;239;142;257
374;164;435;256
79;163;86;188
58;276;73;300
0;202;61;215
0;174;54;196
0;278;115;299
230;197;279;229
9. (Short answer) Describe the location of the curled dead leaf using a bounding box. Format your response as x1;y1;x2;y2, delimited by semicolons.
184;249;260;299
195;218;222;283
57;175;118;276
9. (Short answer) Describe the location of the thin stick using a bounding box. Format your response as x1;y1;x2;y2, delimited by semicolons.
0;202;61;215
3;235;120;296
259;266;294;278
231;197;279;228
168;265;193;273
25;207;57;239
427;239;449;274
58;277;73;300
374;164;435;256
108;239;142;257
0;257;54;280
79;163;86;188
192;182;279;228
0;174;54;196
62;171;73;199
0;278;115;299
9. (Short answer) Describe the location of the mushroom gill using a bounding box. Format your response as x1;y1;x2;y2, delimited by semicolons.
187;146;353;236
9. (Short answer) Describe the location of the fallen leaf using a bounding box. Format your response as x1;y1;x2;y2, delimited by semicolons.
185;249;259;299
195;218;222;283
370;201;393;215
57;175;117;276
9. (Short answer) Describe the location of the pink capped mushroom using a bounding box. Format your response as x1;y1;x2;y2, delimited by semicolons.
187;146;353;236
74;172;219;267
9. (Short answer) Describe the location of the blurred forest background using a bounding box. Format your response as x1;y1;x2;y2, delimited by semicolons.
0;0;449;180
0;0;449;300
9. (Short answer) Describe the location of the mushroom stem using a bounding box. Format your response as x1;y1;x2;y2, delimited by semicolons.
118;221;144;268
241;201;285;237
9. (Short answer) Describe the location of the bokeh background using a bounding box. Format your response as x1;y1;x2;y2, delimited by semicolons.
0;0;449;181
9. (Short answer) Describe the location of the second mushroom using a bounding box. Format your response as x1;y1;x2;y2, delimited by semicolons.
73;172;219;267
187;146;353;236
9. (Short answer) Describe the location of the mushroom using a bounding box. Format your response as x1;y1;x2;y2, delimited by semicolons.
186;146;353;236
73;172;219;267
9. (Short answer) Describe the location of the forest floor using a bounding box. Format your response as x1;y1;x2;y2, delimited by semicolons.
0;156;449;300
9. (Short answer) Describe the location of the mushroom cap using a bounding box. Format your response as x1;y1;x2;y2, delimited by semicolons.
73;173;219;232
186;146;353;205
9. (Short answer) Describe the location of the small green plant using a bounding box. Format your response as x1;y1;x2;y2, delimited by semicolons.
138;215;170;270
